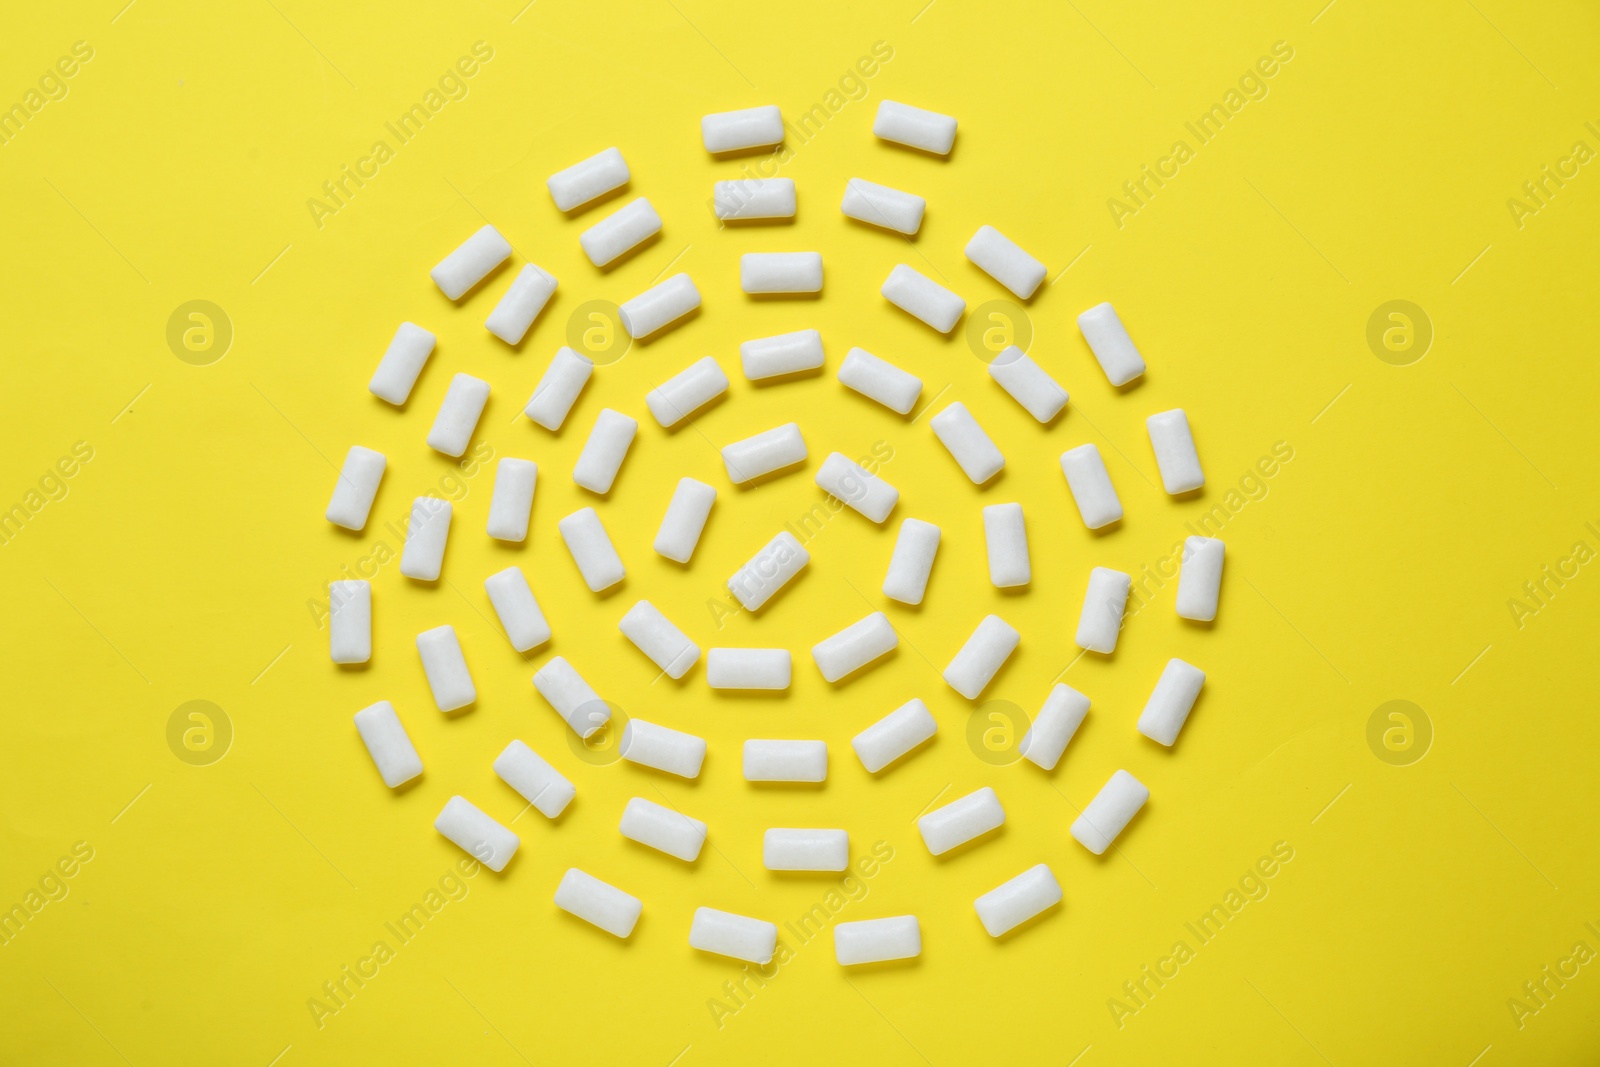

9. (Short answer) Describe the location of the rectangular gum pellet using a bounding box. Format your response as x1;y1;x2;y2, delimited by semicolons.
525;346;594;431
930;402;1004;483
989;346;1068;423
484;566;552;653
427;373;490;457
369;323;436;405
434;795;518;872
707;649;792;690
943;614;1020;700
326;446;386;531
883;264;965;333
353;700;423;788
740;329;824;380
975;864;1062;937
431;225;511;300
416;625;475;711
486;458;537;542
741;252;823;294
532;656;609;738
727;531;809;611
918;786;1005;854
399;497;452;580
852;699;937;773
1077;302;1146;386
619;600;701;679
580;198;663;267
1176;536;1224;621
493;739;575;818
883;518;941;605
557;507;625;592
983;504;1030;588
1147;409;1204;493
841;178;925;235
815;452;898;523
1059;444;1123;529
647;357;729;428
1137;659;1207;747
1019;684;1090;771
619;796;707;861
572;408;638;494
330;580;371;664
838;347;922;414
554;868;641;938
702;105;784;153
690;907;778;964
654;478;717;563
873;99;957;154
619;273;700;339
763;828;848;871
547;147;629;212
1071;769;1149;854
812;612;897;683
722;423;807;483
965;225;1047;300
486;263;558;345
620;719;707;778
835;915;922;965
713;179;796;220
1076;567;1132;654
742;739;826;782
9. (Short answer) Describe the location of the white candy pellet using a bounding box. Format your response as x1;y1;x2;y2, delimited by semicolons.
353;700;422;788
1176;536;1225;621
557;507;625;592
965;225;1047;300
983;504;1030;588
1076;567;1131;654
532;656;609;738
416;625;475;712
485;263;558;345
852;699;937;773
427;373;490;458
1077;302;1146;386
493;739;574;818
841;178;925;235
619;796;707;862
882;518;940;605
1059;444;1123;529
654;478;717;563
835;916;922;965
484;566;551;653
740;329;824;380
743;740;826;782
813;612;898;683
874;99;957;154
1018;684;1089;771
989;345;1068;423
619;600;701;679
434;796;518;872
646;357;728;428
369;323;435;405
883;264;965;333
918;786;1005;855
431;225;511;300
572;408;638;494
930;402;1005;484
723;423;807;483
690;908;777;965
554;868;641;938
975;864;1062;937
619;273;701;340
524;346;593;431
1147;409;1204;494
330;580;371;664
943;614;1020;700
547;146;629;212
399;497;452;581
580;198;662;268
326;446;386;531
620;719;707;779
838;347;922;414
1072;769;1149;854
815;452;898;523
706;649;791;690
1138;659;1207;747
702;105;784;153
486;458;537;542
713;178;796;220
764;829;848;872
741;252;822;294
727;531;809;611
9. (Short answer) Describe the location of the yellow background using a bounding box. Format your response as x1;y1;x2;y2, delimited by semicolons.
3;0;1599;1063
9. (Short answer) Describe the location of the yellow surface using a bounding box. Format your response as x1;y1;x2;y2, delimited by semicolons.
3;0;1599;1063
